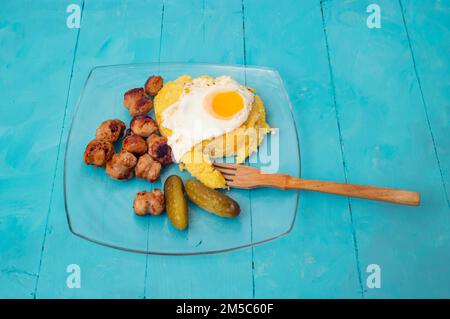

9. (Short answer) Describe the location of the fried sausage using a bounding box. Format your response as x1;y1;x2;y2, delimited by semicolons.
105;150;137;180
123;88;153;116
135;154;161;183
83;139;115;167
144;75;163;97
133;189;165;216
124;88;145;109
122;134;148;156
130;115;159;137
95;119;126;143
147;134;173;165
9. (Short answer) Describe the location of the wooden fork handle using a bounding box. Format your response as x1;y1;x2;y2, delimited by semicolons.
271;175;420;206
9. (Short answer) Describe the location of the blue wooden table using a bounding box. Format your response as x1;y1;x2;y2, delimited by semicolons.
1;0;449;298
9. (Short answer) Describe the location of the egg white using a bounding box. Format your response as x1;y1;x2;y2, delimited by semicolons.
161;76;254;162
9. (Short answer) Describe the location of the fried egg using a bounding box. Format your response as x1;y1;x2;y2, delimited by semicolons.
161;76;254;162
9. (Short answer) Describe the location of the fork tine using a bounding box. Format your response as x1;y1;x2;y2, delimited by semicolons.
219;171;235;179
225;180;240;188
213;163;237;176
213;163;237;170
223;175;234;182
215;168;237;176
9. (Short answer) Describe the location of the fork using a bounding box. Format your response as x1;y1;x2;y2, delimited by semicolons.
213;163;420;206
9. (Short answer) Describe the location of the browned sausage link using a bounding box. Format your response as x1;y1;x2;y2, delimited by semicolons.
135;154;161;182
124;88;153;116
147;134;173;165
144;75;164;97
95;119;126;143
124;88;145;109
130;115;159;137
83;139;115;167
122;134;148;156
105;150;137;180
148;189;165;215
133;191;148;216
133;189;165;216
129;97;152;116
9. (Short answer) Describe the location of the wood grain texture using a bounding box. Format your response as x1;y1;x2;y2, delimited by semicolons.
244;0;362;298
144;0;253;299
322;0;450;297
0;0;449;298
214;163;420;206
400;0;450;206
34;0;164;298
0;0;82;298
288;179;419;206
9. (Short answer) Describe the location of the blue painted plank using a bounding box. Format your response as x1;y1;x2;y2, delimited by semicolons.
244;0;362;298
322;0;450;297
0;0;81;298
35;0;164;298
400;0;450;206
3;0;448;298
144;0;253;298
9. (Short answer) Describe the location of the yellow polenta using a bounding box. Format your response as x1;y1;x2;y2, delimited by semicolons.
154;75;270;189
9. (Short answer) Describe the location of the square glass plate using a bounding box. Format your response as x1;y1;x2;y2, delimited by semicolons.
64;63;300;255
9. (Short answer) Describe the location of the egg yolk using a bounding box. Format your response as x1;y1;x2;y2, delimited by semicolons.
209;91;244;119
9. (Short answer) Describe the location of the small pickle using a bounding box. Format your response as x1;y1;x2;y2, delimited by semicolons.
185;180;240;218
164;175;188;230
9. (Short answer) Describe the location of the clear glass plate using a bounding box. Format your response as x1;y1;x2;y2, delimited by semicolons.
64;63;300;255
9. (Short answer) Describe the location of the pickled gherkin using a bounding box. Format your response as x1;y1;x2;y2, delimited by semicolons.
185;180;240;218
164;175;188;230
